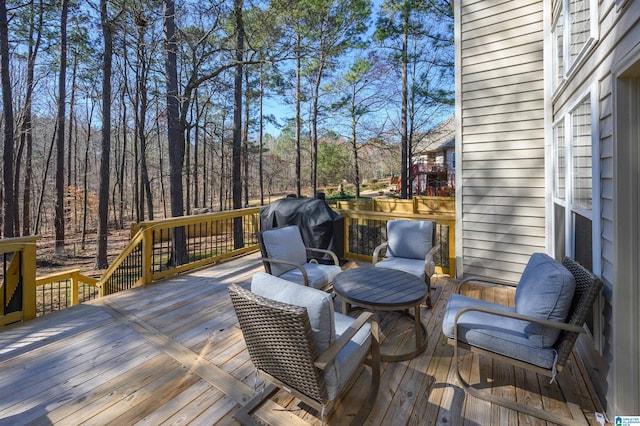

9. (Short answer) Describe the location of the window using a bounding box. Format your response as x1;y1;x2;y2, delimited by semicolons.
552;93;596;271
551;0;597;91
552;91;599;349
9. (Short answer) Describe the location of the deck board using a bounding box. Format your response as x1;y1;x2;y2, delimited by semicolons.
0;252;604;425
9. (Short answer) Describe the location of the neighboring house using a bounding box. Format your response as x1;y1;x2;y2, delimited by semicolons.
412;116;456;194
454;0;639;417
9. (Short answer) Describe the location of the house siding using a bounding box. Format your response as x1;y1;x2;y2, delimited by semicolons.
457;0;640;416
457;0;546;282
549;0;640;413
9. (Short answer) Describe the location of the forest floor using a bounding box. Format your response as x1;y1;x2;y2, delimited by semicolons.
35;227;133;279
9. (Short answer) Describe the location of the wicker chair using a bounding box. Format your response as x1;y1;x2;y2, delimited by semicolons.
442;255;602;426
228;274;380;425
258;225;341;290
372;220;440;307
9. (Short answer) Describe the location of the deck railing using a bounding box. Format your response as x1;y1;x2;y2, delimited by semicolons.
100;207;261;295
35;269;100;316
2;202;456;325
337;209;456;275
1;236;39;326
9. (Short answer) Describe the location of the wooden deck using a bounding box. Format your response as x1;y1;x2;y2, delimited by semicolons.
0;252;603;425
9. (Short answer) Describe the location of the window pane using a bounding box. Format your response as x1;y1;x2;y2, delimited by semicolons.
570;0;590;64
554;121;566;200
552;7;564;87
554;203;566;261
574;212;593;271
572;98;592;209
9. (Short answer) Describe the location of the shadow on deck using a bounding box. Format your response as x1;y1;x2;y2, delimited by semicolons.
0;252;603;425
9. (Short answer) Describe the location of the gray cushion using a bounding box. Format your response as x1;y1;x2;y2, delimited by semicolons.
261;226;307;276
279;263;342;290
251;272;372;402
251;272;335;354
374;257;426;281
386;220;433;260
442;294;557;369
326;312;372;400
515;253;576;347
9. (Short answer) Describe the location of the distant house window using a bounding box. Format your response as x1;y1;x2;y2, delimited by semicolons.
551;0;597;91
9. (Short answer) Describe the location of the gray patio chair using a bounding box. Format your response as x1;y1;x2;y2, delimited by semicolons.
258;224;341;290
228;272;380;425
442;253;602;426
372;220;440;307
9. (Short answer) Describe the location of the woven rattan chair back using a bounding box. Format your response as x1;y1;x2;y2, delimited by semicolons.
555;256;603;369
257;231;274;275
228;284;328;404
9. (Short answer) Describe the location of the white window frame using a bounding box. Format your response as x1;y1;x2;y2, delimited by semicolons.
551;86;602;352
551;0;599;94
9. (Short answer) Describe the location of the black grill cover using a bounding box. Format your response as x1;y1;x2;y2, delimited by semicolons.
260;197;344;259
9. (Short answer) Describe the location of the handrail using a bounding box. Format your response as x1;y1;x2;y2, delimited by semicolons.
337;209;456;275
35;268;100;313
99;228;145;295
2;201;457;325
99;207;261;295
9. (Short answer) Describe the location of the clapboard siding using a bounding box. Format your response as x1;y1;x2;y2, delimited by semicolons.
458;0;545;280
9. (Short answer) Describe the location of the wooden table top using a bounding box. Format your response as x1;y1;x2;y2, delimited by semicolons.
333;267;428;310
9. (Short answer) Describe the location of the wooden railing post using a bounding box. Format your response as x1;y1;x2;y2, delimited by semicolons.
22;241;37;321
142;227;153;285
70;271;79;306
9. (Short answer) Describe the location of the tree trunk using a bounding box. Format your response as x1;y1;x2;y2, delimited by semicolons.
54;0;69;254
164;0;187;265
232;0;244;249
0;0;15;238
295;34;302;197
311;58;325;198
22;0;44;235
67;55;77;230
135;13;153;221
193;89;200;209
259;60;264;205
96;0;112;269
81;101;95;250
243;71;250;207
351;86;360;198
400;10;409;199
35;123;57;234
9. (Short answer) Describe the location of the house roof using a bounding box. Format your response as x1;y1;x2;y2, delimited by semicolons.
413;115;455;155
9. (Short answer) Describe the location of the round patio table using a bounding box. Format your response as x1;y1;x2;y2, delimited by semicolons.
332;267;428;362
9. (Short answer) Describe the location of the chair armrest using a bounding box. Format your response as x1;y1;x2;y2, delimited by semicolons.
260;257;310;286
372;242;388;264
423;244;440;275
315;311;378;370
456;275;518;294
305;247;339;266
453;305;586;336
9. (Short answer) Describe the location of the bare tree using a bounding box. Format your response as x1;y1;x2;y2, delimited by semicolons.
0;0;15;238
54;0;69;254
164;0;187;264
232;0;244;249
96;0;113;269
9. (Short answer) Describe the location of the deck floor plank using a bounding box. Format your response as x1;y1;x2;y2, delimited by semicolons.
0;252;603;425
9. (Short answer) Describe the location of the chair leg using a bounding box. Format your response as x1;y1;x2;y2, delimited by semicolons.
452;342;587;426
352;325;381;426
425;277;433;309
233;383;279;426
